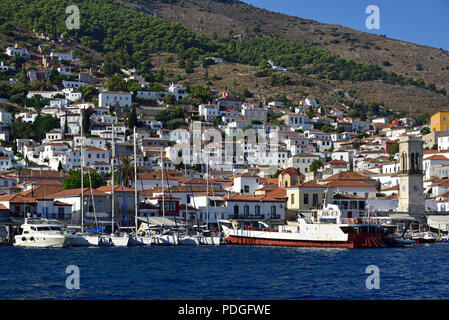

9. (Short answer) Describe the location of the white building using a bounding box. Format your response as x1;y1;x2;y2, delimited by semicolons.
50;52;78;62
98;92;132;110
5;46;30;58
199;104;220;121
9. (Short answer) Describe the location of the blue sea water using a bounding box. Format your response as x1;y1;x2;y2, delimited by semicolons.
0;243;448;300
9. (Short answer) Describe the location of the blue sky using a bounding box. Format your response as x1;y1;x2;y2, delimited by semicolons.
241;0;449;51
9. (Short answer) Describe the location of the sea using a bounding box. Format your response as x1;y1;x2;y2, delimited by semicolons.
1;243;448;300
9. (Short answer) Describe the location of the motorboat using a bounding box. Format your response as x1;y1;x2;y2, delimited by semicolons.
221;204;387;248
412;231;437;243
14;218;69;248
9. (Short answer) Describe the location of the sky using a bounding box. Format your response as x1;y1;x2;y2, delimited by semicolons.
241;0;449;51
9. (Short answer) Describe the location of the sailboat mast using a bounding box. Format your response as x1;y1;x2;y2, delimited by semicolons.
161;148;165;227
206;154;209;231
80;110;84;233
111;124;115;234
134;126;138;233
184;165;188;225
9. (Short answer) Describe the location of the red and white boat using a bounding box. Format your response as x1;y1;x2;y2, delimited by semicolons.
411;231;436;243
222;203;387;249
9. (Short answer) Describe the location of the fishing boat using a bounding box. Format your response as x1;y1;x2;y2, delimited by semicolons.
221;202;387;249
14;218;69;248
412;231;437;243
380;224;415;247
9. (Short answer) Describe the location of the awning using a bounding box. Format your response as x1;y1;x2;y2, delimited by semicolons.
427;215;449;231
388;213;417;221
137;216;184;227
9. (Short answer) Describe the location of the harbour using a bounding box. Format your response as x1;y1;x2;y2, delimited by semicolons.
2;243;449;300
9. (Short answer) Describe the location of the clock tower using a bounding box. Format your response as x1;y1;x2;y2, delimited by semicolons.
397;136;425;215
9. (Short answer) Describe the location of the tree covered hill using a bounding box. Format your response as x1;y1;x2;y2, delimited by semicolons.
0;0;448;115
128;0;449;90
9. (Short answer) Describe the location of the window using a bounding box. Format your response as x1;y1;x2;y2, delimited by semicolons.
304;194;309;205
244;205;249;217
291;194;295;205
255;206;260;216
312;194;318;207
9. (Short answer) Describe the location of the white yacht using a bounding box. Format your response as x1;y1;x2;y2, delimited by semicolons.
14;218;69;248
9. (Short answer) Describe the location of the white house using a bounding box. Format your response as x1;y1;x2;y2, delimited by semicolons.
98;92;132;110
199;104;220;121
50;52;78;62
228;172;261;194
168;84;189;101
6;46;29;58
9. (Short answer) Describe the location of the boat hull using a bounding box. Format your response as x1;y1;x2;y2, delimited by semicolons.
223;226;384;248
151;234;178;246
179;235;200;246
198;236;221;246
67;234;100;247
14;235;68;248
129;235;152;246
413;238;436;244
99;235;129;247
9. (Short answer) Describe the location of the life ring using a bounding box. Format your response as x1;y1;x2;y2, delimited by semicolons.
21;237;26;241
30;236;34;241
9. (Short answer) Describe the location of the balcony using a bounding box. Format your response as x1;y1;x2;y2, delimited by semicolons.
232;214;281;221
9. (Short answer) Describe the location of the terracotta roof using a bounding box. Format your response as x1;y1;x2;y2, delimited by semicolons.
381;184;399;192
260;178;279;185
233;172;259;178
326;159;348;165
434;180;449;187
324;180;376;188
20;185;63;198
17;169;68;179
288;180;327;189
96;185;134;193
424;155;449;161
24;180;63;186
280;167;301;176
0;194;36;204
47;188;108;198
322;171;374;182
53;200;72;206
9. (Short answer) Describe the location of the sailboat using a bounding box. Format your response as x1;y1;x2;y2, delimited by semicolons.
196;155;220;246
105;123;130;247
66;110;101;247
129;126;152;246
151;149;178;245
136;148;178;245
178;165;200;245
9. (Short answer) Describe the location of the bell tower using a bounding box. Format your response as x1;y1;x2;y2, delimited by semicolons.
397;136;425;215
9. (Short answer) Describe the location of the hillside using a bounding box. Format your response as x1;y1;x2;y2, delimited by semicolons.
118;0;449;114
125;0;449;89
0;0;448;117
